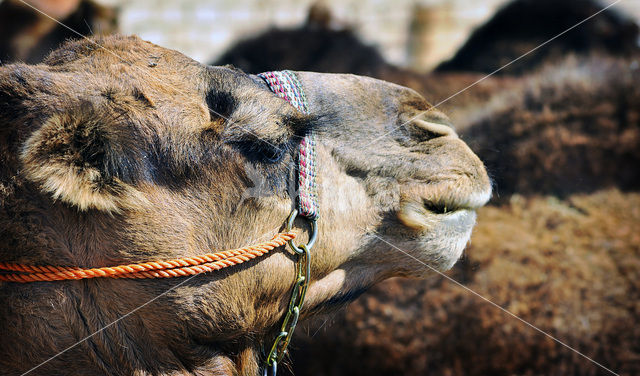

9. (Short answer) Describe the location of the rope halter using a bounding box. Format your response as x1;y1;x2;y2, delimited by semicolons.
0;69;319;376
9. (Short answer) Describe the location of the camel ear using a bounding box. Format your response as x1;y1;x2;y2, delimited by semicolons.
20;105;149;212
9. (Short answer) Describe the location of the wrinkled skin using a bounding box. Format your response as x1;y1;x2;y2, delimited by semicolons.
0;36;491;375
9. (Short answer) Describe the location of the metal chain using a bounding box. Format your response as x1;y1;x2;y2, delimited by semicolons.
263;210;315;376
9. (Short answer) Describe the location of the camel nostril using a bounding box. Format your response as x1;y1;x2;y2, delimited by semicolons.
400;117;459;146
412;118;457;139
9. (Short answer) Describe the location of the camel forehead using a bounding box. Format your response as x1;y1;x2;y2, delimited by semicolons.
44;35;200;73
15;36;283;132
35;35;416;117
38;36;229;110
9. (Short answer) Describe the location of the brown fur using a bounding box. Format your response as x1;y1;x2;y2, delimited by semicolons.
462;55;640;196
0;35;490;375
436;0;640;75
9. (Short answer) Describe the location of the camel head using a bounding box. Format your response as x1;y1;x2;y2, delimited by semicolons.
0;36;491;375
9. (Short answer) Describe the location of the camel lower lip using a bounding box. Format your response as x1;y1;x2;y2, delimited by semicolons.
394;205;477;271
438;209;477;231
418;209;477;270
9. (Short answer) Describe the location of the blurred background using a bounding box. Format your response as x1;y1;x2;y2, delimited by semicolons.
1;0;639;375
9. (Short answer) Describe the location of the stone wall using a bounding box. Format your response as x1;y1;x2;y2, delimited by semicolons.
97;0;638;71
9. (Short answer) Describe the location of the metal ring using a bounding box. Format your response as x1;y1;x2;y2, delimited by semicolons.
263;360;277;376
286;209;318;252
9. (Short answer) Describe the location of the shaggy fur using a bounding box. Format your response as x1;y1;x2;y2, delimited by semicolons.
212;5;394;77
0;35;490;375
436;0;639;75
462;56;640;196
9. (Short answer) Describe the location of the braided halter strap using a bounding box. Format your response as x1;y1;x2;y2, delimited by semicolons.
257;70;319;220
0;232;295;283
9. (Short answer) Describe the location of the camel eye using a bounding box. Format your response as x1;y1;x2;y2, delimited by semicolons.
231;139;287;164
261;144;285;163
205;91;236;120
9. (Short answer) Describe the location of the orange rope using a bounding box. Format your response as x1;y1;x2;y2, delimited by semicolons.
0;232;295;283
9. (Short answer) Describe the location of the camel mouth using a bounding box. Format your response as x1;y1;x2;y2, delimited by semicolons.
396;201;478;270
396;180;491;231
397;198;478;231
393;193;483;270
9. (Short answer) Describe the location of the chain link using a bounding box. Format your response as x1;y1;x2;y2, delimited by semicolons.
263;210;314;376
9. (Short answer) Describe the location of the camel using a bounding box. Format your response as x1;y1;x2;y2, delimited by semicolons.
0;35;491;375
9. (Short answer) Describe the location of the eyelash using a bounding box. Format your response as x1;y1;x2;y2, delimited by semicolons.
231;139;290;164
259;142;286;163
